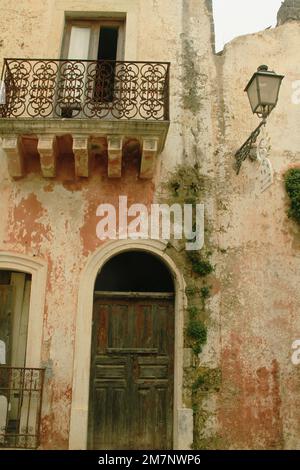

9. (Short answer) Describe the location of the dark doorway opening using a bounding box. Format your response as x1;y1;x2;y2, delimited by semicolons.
95;27;119;102
95;251;174;293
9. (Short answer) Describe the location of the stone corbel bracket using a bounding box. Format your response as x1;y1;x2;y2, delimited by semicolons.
140;137;159;179
37;135;58;178
107;136;123;178
73;135;89;178
2;136;24;178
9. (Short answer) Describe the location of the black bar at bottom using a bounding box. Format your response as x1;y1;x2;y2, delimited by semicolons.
0;450;299;467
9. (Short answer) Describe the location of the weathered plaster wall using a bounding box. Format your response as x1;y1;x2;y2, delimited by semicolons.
0;154;156;448
0;0;216;449
214;21;300;449
0;0;300;451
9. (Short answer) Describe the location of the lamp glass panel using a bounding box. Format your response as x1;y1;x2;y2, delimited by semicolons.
257;75;281;105
246;78;259;113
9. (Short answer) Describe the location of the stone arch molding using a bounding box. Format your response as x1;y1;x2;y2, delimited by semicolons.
0;251;47;367
69;239;193;450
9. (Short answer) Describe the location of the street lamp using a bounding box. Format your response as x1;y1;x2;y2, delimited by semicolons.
245;65;284;118
235;65;284;174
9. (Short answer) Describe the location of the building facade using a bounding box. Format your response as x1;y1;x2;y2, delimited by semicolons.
0;0;300;450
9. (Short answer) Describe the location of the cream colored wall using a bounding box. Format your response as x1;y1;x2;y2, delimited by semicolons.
214;22;300;449
0;0;138;61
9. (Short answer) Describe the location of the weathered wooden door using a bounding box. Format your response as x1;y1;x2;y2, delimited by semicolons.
88;294;174;450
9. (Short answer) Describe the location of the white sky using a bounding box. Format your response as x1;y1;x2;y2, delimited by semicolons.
213;0;283;52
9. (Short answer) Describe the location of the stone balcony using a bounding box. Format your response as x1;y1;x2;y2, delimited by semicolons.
0;59;170;179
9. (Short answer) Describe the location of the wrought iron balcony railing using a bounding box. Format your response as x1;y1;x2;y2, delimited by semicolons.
0;58;170;121
0;366;45;449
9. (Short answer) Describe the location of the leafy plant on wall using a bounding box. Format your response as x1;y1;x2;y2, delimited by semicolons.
285;168;300;225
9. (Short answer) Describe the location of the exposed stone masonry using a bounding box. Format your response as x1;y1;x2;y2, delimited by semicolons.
277;0;300;25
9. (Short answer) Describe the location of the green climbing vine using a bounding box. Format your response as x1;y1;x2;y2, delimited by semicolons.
161;163;212;357
285;168;300;224
186;250;213;277
187;319;207;355
161;162;222;448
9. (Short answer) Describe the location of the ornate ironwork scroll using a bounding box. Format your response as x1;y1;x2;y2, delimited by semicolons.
0;59;170;121
234;121;266;175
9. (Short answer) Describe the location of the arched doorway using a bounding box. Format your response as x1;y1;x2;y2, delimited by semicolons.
88;251;175;450
0;252;47;449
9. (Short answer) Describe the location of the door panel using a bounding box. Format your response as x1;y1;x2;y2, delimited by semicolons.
0;286;13;365
68;26;91;60
89;297;174;450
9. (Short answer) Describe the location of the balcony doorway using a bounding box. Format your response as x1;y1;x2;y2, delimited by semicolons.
59;18;125;118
